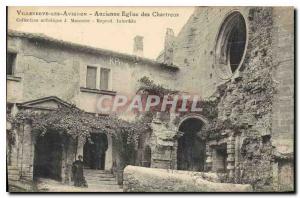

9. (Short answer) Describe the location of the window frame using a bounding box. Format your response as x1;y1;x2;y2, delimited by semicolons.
99;67;111;91
7;52;17;76
86;65;98;89
214;11;248;81
85;65;112;91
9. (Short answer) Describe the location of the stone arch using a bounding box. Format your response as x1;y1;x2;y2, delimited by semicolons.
176;114;208;171
214;10;248;80
177;113;209;130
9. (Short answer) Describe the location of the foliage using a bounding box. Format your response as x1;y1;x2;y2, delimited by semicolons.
138;76;178;97
11;106;149;147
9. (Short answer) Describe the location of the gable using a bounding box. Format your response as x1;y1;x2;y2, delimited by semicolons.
17;96;73;110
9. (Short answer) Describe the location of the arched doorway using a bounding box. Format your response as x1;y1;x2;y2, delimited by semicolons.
33;131;63;181
83;133;108;170
177;117;206;171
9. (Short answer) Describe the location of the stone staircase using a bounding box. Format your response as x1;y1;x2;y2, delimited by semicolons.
83;169;122;192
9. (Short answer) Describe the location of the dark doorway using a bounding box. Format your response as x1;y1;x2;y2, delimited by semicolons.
177;118;206;171
212;144;227;172
33;131;63;181
83;133;108;170
142;146;151;167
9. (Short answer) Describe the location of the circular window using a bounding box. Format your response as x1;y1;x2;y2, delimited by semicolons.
214;12;247;80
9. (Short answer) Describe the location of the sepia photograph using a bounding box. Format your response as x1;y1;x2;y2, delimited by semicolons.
6;6;295;192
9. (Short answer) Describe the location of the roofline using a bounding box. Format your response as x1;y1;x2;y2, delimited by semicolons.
8;30;179;71
16;96;74;109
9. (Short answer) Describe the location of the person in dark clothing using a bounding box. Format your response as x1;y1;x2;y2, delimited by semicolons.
72;155;88;187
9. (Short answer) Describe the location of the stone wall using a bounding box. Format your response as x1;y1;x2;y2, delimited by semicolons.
170;7;251;97
209;7;293;191
7;34;178;116
271;7;294;154
123;165;252;192
168;7;294;191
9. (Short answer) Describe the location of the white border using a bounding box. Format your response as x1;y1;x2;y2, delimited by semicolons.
1;1;298;197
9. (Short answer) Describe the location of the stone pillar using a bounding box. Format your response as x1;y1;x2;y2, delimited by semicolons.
20;121;34;181
234;133;241;181
205;144;212;171
105;135;113;171
76;136;85;159
226;135;235;180
272;161;279;191
150;112;176;169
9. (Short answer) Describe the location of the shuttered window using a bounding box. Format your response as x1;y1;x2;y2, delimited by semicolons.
100;68;110;90
86;66;97;89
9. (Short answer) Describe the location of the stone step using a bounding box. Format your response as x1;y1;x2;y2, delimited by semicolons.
85;173;115;177
83;169;121;191
85;172;112;175
87;183;120;188
85;176;116;181
87;179;117;185
85;174;114;177
87;185;123;192
84;169;111;173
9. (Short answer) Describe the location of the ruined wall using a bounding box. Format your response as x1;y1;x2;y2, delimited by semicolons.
123;165;252;192
212;7;293;191
171;7;250;97
168;6;294;191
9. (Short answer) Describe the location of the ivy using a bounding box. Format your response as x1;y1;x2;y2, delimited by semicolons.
11;106;149;148
138;76;178;97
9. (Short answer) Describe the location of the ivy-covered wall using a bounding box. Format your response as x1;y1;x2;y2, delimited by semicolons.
168;7;294;191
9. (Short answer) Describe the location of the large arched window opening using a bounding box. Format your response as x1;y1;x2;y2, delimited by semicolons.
177;117;206;171
215;11;247;80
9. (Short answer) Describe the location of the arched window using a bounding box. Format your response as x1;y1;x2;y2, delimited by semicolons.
215;11;247;80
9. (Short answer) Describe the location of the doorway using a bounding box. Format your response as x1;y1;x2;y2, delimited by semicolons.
33;131;63;181
212;144;227;172
83;133;108;170
177;118;206;171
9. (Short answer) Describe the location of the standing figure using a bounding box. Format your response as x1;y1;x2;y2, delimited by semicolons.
72;155;88;187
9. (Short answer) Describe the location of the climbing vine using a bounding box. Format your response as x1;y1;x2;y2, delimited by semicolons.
137;76;178;97
10;105;149;148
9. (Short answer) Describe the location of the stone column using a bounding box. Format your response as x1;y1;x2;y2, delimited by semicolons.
205;144;212;171
20;121;34;181
150;112;175;169
76;136;85;159
227;135;235;180
272;161;279;191
105;135;113;171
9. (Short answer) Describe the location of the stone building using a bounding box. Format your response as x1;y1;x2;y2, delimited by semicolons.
7;7;294;192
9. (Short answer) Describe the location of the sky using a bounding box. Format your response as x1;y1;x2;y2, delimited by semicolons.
8;7;194;59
